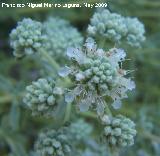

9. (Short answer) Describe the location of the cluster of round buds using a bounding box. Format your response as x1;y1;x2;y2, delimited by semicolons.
87;9;145;47
35;128;72;156
125;17;146;47
101;114;137;148
88;9;127;42
58;38;135;115
68;119;93;141
79;56;117;92
10;18;46;58
23;77;63;117
43;17;83;62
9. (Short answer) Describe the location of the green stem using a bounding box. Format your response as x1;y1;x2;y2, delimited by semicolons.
105;104;112;117
40;49;59;71
79;111;98;119
63;103;72;124
39;49;72;85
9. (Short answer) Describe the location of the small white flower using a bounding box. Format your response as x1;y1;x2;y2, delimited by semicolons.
119;77;136;90
87;25;96;35
66;47;87;64
58;66;72;77
75;72;85;81
108;48;126;68
66;47;75;58
65;92;75;103
79;99;91;112
96;48;105;57
85;37;97;52
112;99;122;109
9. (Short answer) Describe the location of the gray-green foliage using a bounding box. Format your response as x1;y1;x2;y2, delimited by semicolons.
101;114;137;147
10;18;46;58
43;17;83;62
87;9;145;47
35;128;72;156
23;77;63;116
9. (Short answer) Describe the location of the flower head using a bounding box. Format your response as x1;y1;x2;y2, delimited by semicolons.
101;114;137;148
23;77;63;117
87;9;145;47
10;18;46;58
59;38;135;115
125;17;146;47
87;9;127;42
35;128;72;156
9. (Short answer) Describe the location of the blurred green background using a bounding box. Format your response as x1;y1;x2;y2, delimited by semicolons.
0;0;160;156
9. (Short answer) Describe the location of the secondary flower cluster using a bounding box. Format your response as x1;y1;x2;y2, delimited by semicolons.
23;78;63;117
101;114;137;147
59;38;135;115
87;9;145;47
34;119;93;156
43;17;83;62
35;128;72;156
10;18;46;58
125;17;146;47
10;17;83;60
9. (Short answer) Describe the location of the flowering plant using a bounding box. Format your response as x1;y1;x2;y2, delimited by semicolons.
9;9;146;155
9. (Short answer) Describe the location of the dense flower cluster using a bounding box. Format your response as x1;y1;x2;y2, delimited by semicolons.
68;119;93;141
59;38;135;115
87;9;145;47
125;17;146;47
43;17;83;61
10;18;46;58
23;78;63;116
35;128;72;156
101;114;137;147
9;17;83;60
